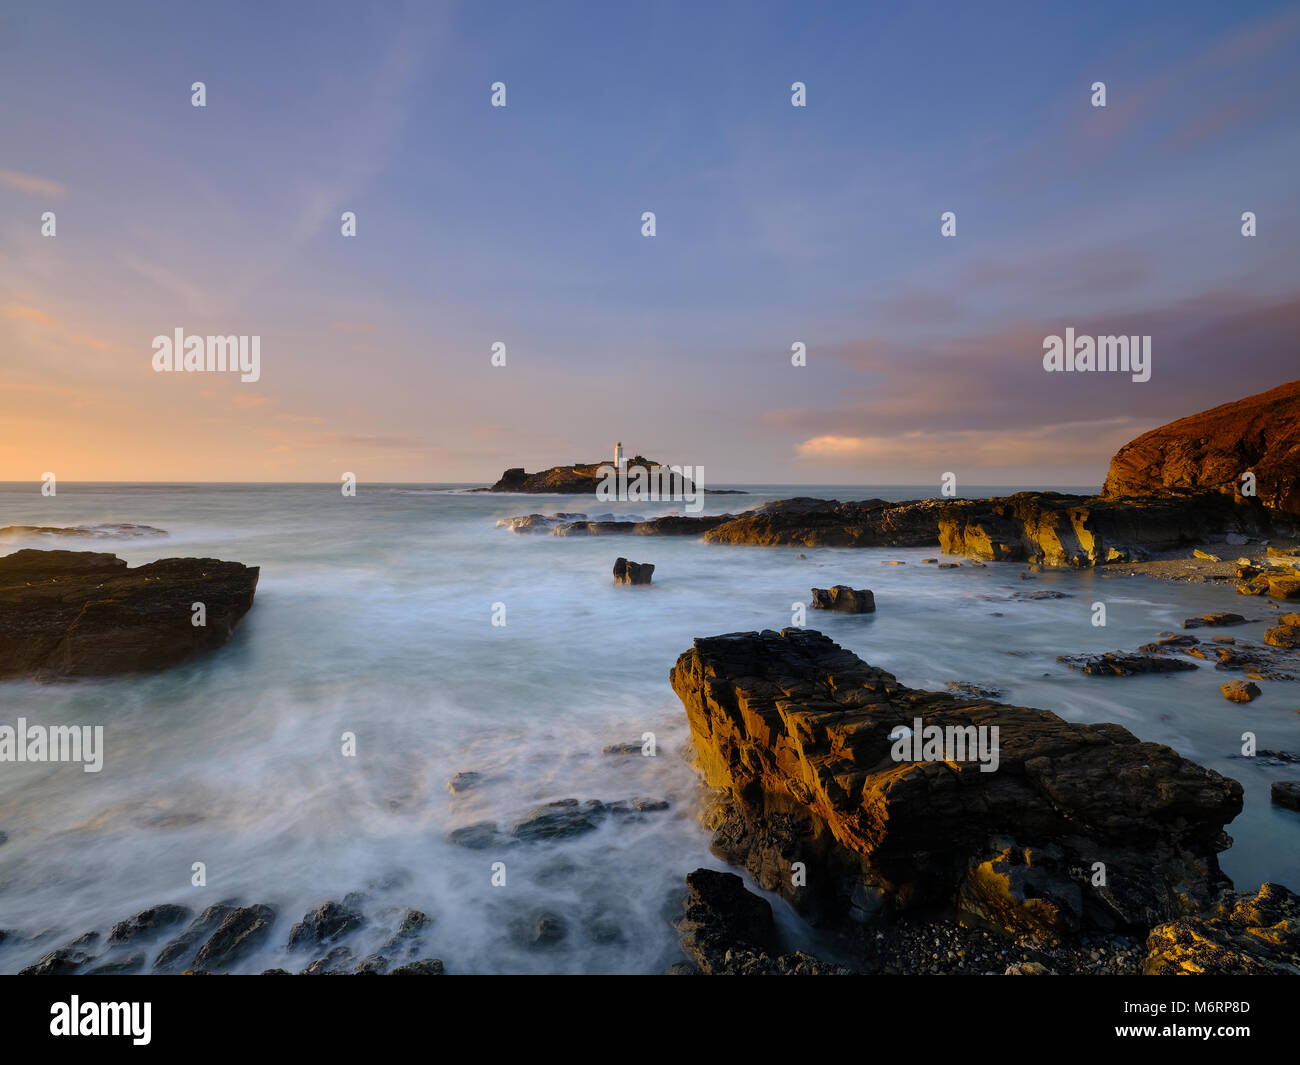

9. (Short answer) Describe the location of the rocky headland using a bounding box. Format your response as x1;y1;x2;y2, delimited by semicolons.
0;549;259;679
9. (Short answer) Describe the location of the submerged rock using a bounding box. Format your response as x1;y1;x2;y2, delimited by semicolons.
1057;651;1199;676
0;549;259;679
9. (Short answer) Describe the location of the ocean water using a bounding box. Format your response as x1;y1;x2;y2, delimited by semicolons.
1;482;1297;974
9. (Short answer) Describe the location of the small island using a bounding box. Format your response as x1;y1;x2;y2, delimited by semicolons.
475;442;745;494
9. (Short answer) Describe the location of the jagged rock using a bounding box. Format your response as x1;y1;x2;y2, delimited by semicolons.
810;586;875;613
19;933;100;975
85;953;145;975
288;900;364;949
1220;680;1262;703
1142;883;1300;974
1272;782;1300;811
1103;380;1300;515
301;946;354;974
0;549;259;679
674;869;774;973
673;869;849;975
192;904;275;971
1193;549;1222;562
1057;651;1198;676
670;628;1242;938
1182;612;1246;629
388;959;444;975
613;558;654;585
108;905;192;945
155;904;236;972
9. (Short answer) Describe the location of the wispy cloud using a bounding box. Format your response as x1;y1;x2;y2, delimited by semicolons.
0;168;65;198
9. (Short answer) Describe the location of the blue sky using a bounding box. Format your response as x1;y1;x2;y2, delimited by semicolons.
2;0;1298;483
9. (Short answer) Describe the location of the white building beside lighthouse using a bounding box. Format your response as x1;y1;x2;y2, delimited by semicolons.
614;441;626;469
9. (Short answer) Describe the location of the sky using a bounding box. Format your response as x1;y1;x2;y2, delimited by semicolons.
1;0;1298;486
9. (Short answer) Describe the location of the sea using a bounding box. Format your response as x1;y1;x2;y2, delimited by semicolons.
1;482;1297;973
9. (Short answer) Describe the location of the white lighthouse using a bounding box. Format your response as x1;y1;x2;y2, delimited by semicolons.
614;441;626;469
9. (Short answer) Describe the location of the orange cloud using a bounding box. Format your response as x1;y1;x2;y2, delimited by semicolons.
3;305;53;324
0;169;66;198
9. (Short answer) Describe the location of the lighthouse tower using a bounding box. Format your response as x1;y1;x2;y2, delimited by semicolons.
614;441;626;469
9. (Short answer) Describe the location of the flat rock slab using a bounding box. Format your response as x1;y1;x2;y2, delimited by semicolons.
0;549;259;679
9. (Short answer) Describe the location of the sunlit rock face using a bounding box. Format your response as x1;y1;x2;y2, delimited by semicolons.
1103;379;1300;516
670;628;1243;940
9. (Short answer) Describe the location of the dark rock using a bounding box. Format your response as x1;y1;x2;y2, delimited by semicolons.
511;799;606;841
613;557;654;585
1271;781;1300;811
1182;612;1247;629
19;932;101;976
108;904;192;945
155;904;236;972
388;959;444;975
192;904;275;971
0;549;259;679
288;900;364;949
447;771;483;794
674;869;775;974
301;946;354;974
448;821;509;850
670;628;1242;938
510;910;568;949
810;586;875;613
946;682;1002;699
1057;651;1199;676
85;953;145;975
